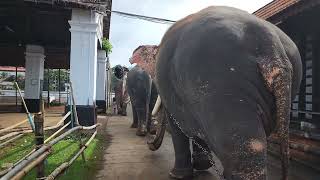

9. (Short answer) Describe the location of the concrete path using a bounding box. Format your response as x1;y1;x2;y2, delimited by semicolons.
96;108;320;180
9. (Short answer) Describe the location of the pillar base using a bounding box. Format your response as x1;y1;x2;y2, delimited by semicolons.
64;105;97;127
96;100;106;113
21;99;40;113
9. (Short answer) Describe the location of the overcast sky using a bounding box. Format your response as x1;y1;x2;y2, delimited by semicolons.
109;0;272;67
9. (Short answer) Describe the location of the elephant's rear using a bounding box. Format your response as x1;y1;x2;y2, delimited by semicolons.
156;6;281;137
156;6;301;179
127;66;151;107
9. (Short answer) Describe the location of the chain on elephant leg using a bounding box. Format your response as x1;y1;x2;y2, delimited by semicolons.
192;138;213;171
167;114;193;179
169;114;225;179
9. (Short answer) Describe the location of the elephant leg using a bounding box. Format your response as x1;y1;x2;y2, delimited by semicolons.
221;138;267;180
192;137;213;171
117;104;122;115
131;105;138;128
136;108;147;136
216;118;267;180
121;103;127;116
168;115;193;179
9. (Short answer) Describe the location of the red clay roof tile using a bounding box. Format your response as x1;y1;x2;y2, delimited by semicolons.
253;0;300;19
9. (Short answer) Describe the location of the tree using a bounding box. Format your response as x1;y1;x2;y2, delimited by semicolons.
16;74;25;90
43;69;69;91
0;71;9;79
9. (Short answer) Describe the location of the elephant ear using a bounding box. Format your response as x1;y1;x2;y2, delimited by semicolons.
147;105;167;151
130;45;159;79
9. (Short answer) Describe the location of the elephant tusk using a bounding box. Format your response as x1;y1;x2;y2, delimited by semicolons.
152;95;162;116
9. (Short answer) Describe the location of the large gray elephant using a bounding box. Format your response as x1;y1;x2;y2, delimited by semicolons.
126;66;158;136
131;6;302;180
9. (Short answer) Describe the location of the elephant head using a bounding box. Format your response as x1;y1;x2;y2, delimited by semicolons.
129;45;158;79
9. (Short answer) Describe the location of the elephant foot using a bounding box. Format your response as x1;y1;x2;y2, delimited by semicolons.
169;168;193;179
121;112;127;116
136;129;146;136
130;123;138;128
192;152;213;171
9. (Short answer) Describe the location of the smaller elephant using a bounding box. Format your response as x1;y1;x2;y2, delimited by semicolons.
127;66;158;136
113;65;130;116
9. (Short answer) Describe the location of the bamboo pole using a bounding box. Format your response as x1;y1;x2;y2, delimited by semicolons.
0;124;100;180
34;113;45;178
2;113;72;170
14;82;35;131
11;151;51;180
0;134;24;148
69;82;79;126
79;135;86;162
46;131;98;180
0;132;23;141
51;111;71;128
0;118;29;134
0;112;70;141
12;121;71;169
45;121;71;144
2;127;29;133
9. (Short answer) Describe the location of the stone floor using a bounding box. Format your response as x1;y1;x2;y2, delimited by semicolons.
95;107;320;180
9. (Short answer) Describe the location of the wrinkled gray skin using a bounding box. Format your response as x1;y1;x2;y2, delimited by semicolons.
155;6;302;180
127;66;158;136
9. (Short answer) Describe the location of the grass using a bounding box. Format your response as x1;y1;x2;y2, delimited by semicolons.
0;131;103;180
0;134;35;169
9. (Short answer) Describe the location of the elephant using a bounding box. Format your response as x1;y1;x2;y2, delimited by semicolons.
113;65;130;116
130;6;302;180
126;65;159;136
130;47;215;170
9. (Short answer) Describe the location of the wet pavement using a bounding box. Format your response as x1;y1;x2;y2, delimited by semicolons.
96;107;320;180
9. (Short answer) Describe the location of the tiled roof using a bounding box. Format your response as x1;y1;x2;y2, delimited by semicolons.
0;66;25;72
24;0;110;13
253;0;301;19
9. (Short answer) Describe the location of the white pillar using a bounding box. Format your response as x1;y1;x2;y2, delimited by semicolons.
68;9;102;125
96;50;107;111
24;45;45;112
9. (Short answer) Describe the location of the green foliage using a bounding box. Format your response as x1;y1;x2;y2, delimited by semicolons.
0;72;9;79
43;69;69;91
102;38;112;55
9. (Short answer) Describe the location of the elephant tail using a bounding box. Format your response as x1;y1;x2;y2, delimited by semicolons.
146;104;167;151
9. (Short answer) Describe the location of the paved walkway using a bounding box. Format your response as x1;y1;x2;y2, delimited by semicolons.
96;109;320;180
